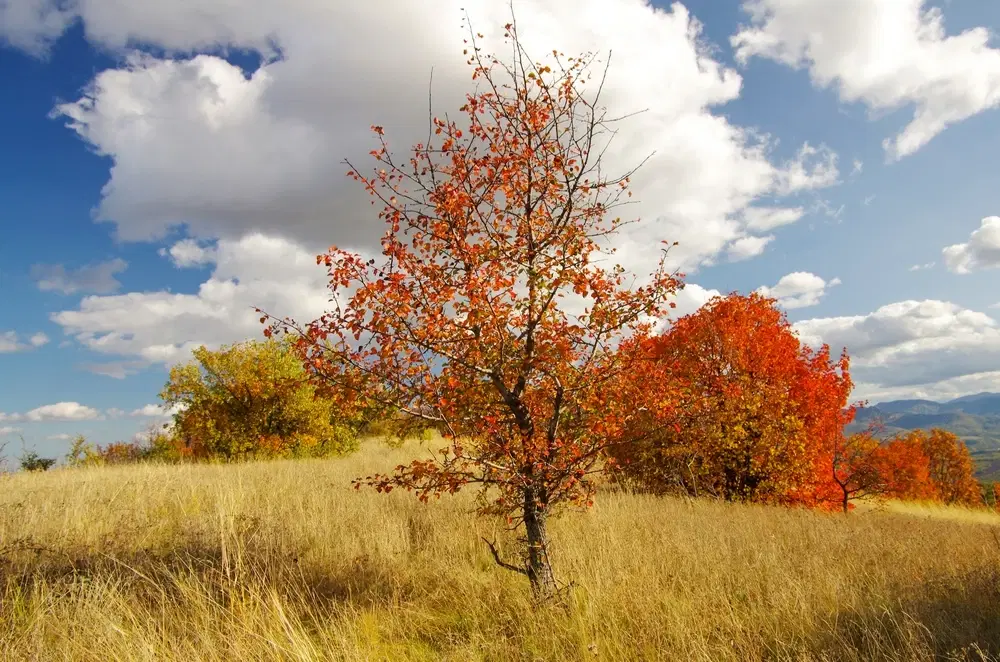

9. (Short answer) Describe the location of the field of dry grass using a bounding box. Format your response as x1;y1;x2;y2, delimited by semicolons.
3;438;1000;661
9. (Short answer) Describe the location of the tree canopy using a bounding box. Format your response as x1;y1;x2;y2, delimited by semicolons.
261;19;682;596
613;292;855;507
162;339;360;460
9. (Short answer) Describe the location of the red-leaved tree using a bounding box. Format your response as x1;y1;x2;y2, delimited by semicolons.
830;427;983;510
872;433;937;502
911;428;982;506
261;19;681;596
612;293;854;507
830;429;886;513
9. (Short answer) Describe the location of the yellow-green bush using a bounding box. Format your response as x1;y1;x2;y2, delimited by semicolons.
161;339;361;460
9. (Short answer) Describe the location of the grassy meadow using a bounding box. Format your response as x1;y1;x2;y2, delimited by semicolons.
3;438;1000;661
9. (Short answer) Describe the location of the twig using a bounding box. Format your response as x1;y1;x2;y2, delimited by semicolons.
481;536;528;576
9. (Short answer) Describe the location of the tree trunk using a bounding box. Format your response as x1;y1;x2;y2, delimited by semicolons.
523;487;557;599
842;490;850;514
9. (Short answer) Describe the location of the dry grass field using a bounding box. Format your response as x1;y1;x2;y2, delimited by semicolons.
3;439;1000;661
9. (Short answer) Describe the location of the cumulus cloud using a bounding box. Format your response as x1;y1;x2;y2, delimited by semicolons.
31;258;128;295
909;261;935;272
0;331;21;353
942;216;1000;274
856;371;1000;403
773;143;840;194
0;402;104;423
52;233;334;366
743;206;804;232
79;360;147;379
794;300;1000;396
0;0;75;55
130;403;183;417
733;0;1000;160
0;330;50;353
664;283;723;322
757;271;840;309
31;0;834;273
160;239;218;268
726;234;774;261
3;0;846;367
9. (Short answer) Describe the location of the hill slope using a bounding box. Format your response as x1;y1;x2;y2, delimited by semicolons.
2;443;1000;661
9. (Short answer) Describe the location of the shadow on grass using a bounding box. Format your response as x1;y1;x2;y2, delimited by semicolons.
3;529;1000;661
787;567;1000;662
0;530;427;613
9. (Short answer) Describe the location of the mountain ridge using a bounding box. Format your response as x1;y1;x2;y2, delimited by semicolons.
848;392;1000;481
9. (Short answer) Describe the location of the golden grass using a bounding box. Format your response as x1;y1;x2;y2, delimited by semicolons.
3;439;1000;661
858;498;1000;527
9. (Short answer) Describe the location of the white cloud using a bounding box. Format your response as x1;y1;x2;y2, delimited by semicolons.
52;233;333;365
744;206;804;232
0;0;75;55
159;239;218;268
26;0;835;277
727;234;774;261
0;330;50;353
31;258;128;295
809;199;845;221
130;404;162;417
757;271;839;309
794;300;1000;396
0;426;22;437
0;331;21;353
863;195;876;206
908;261;935;272
46;433;73;441
26;402;103;422
80;360;147;379
733;0;1000;160
774;142;840;194
0;402;104;423
854;371;1000;404
1;0;848;364
942;216;1000;274
663;283;723;323
130;403;183;417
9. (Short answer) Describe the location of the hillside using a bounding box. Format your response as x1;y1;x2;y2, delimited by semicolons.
848;392;1000;481
2;441;1000;661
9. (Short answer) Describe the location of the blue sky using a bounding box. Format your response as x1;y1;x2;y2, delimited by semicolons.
3;0;1000;459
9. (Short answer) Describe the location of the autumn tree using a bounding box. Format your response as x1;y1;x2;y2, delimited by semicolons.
613;293;854;506
162;339;361;460
873;433;937;501
909;428;982;506
987;482;1000;511
828;428;983;510
18;450;56;472
260;19;682;597
830;430;886;513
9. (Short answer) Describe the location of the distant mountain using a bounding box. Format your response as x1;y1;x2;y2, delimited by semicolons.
847;392;1000;481
874;399;944;416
